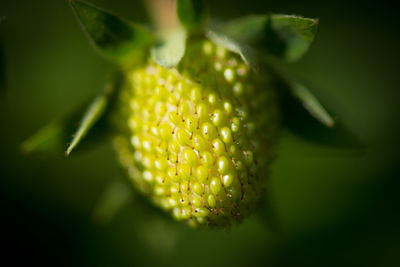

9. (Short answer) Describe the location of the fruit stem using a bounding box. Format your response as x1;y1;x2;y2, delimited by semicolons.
144;0;179;30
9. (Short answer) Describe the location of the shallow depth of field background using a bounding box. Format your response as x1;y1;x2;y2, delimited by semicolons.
1;0;399;266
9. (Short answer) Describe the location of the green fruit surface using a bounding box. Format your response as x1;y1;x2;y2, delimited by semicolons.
113;39;279;227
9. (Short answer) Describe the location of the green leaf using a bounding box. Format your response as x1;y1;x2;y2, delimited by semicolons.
22;72;123;155
65;91;108;155
66;72;123;155
215;14;267;44
215;14;318;62
280;83;362;148
256;49;334;128
281;89;364;149
176;0;207;32
206;29;256;67
21;103;94;154
266;15;318;62
68;0;154;64
151;27;187;68
264;62;363;148
289;82;335;127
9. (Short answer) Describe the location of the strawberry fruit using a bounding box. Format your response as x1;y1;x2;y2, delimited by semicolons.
113;40;279;227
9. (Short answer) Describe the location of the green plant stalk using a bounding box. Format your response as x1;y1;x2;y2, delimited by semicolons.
144;0;179;30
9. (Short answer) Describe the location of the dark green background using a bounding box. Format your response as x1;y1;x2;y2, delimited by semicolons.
1;0;399;266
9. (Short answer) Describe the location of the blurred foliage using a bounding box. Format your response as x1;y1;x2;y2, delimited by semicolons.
69;0;154;64
177;0;207;32
214;14;319;62
1;0;399;266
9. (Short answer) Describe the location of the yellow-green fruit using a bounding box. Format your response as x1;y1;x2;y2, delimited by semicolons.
113;39;279;227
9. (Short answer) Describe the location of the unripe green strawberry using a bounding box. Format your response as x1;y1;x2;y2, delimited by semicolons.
113;39;279;227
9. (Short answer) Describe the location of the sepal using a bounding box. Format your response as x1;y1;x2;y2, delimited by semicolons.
176;0;207;33
69;0;155;65
22;71;124;155
212;14;318;62
265;61;363;149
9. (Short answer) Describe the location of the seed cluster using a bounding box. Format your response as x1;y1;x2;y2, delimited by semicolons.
113;40;279;227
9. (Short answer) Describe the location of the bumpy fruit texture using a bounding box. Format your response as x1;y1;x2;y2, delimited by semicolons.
113;39;279;227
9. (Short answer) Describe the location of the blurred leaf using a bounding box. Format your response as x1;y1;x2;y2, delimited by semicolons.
264;61;363;148
266;15;318;62
68;0;154;64
289;82;334;128
176;0;207;32
215;14;318;62
206;29;256;67
65;90;108;155
280;89;364;149
92;180;132;225
22;72;124;155
216;14;267;44
66;72;123;155
151;27;186;68
22;117;75;154
21;103;101;156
